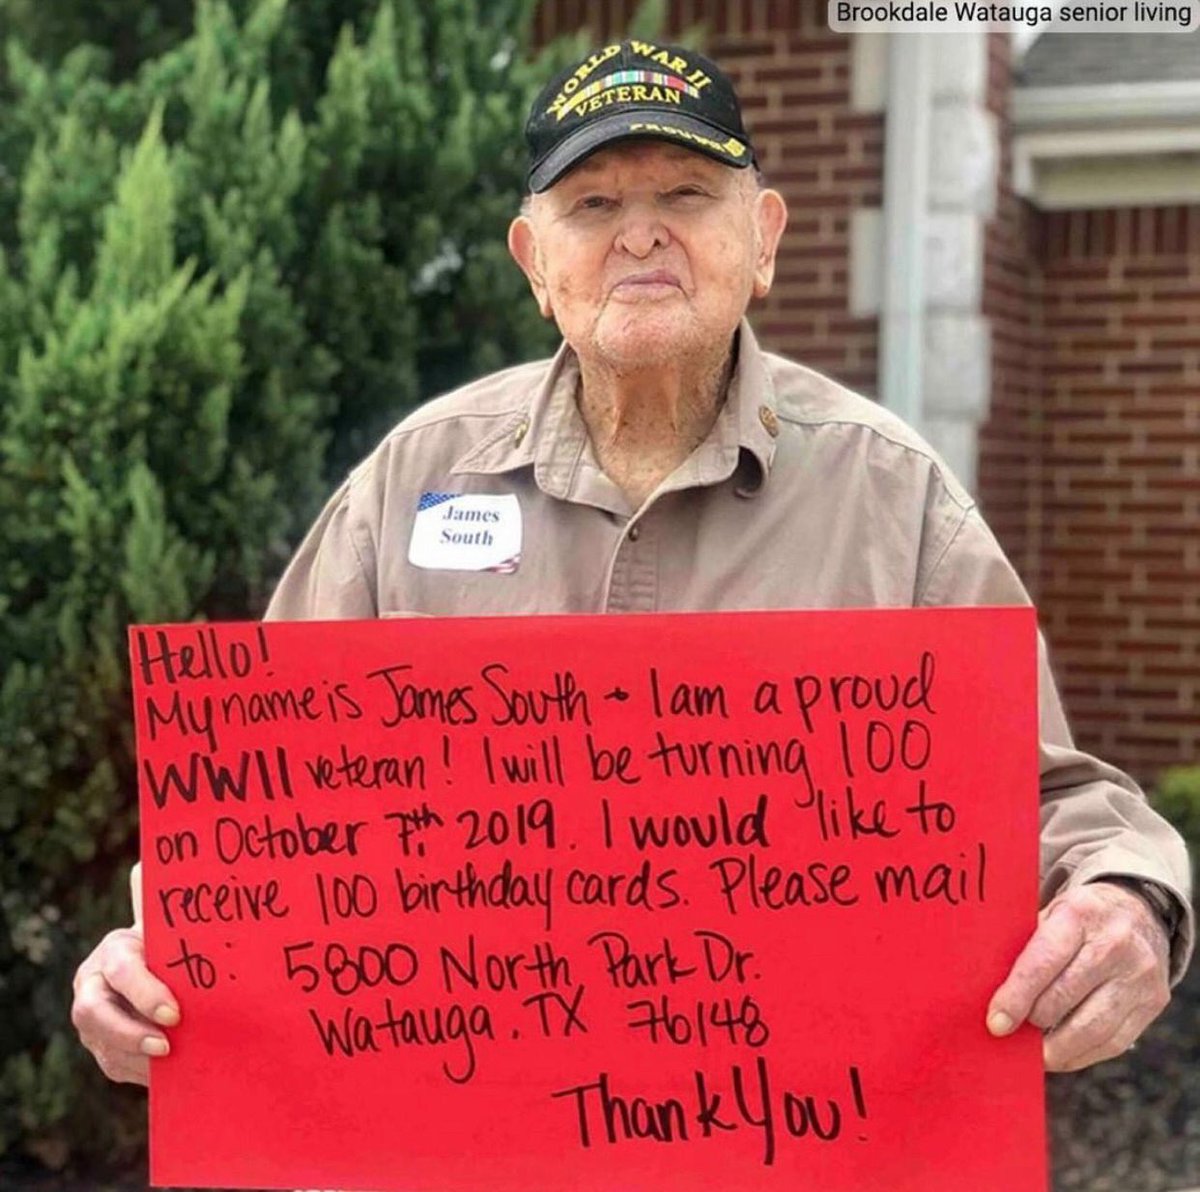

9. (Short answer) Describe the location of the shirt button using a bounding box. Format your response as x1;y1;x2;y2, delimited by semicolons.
758;405;780;437
628;524;641;541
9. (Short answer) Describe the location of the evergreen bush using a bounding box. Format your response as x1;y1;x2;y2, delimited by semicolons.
1154;767;1200;894
0;0;573;1172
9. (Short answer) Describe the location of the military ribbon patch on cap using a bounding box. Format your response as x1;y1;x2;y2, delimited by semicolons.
525;38;756;192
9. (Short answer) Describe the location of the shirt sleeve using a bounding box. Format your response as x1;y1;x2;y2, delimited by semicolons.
918;503;1194;983
264;480;378;622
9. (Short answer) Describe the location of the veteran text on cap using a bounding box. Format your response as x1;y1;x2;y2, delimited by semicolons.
526;40;757;192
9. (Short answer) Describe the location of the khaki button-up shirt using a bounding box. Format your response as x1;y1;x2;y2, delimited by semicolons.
268;323;1193;978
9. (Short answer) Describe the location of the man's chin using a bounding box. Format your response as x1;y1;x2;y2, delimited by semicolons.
588;313;707;369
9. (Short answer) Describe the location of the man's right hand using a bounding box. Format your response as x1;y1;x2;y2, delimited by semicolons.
71;926;179;1086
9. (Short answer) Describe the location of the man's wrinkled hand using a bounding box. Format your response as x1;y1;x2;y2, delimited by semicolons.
71;925;179;1086
986;880;1170;1072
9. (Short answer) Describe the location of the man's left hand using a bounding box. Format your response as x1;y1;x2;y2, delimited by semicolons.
986;880;1171;1071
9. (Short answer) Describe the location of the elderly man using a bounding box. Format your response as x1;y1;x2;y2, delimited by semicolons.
74;39;1190;1095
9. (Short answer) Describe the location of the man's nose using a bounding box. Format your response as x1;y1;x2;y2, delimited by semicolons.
613;202;669;257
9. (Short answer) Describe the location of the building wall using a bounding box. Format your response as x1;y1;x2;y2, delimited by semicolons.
974;36;1199;783
533;0;882;392
949;37;1198;784
978;32;1043;593
1035;206;1200;780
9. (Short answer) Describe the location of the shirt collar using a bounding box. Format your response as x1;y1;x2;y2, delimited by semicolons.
451;318;779;500
726;319;779;496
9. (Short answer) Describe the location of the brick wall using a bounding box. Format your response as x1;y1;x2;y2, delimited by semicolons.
534;0;882;393
1035;207;1200;780
978;34;1198;783
978;32;1044;593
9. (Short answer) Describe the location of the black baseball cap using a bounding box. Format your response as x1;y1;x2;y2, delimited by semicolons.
525;40;757;193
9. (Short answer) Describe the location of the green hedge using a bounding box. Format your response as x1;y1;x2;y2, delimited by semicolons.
1154;766;1200;901
0;0;574;1172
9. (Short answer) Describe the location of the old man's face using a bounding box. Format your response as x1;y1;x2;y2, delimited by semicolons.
509;142;786;371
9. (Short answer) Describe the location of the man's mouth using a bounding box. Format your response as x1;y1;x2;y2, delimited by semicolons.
610;270;682;297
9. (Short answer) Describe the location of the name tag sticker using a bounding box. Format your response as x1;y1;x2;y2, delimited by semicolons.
408;492;522;573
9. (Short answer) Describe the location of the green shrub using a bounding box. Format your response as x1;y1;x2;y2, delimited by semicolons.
1154;766;1200;895
0;0;573;1173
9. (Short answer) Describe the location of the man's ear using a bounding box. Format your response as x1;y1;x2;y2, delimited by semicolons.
508;215;553;319
751;188;788;300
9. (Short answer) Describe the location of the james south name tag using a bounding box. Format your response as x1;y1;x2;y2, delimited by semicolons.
407;492;522;573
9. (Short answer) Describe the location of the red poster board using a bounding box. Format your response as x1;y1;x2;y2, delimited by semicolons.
131;608;1045;1191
